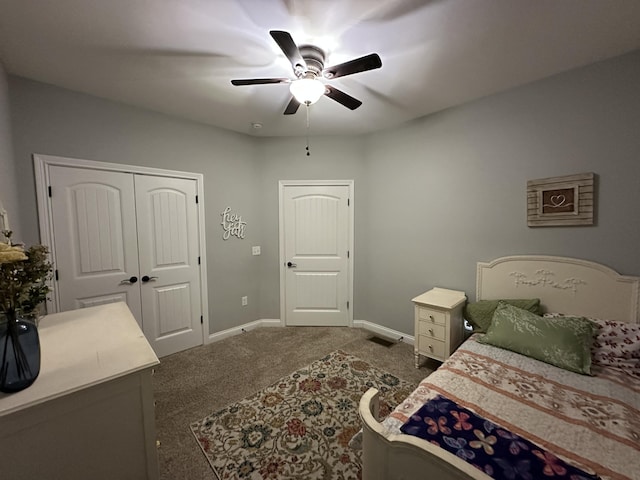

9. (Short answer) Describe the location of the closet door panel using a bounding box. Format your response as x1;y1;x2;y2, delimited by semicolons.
134;175;202;357
49;166;143;325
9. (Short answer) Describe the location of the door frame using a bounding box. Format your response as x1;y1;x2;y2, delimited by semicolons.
33;153;210;341
278;180;354;327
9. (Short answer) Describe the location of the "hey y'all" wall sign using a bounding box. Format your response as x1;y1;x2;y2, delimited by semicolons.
221;206;246;240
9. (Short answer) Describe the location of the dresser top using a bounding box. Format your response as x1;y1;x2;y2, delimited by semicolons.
0;302;159;416
412;287;467;309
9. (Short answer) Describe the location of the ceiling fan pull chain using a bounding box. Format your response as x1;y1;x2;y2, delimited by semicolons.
305;103;311;156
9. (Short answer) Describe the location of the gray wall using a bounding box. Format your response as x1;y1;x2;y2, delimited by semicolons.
0;62;21;240
358;50;640;333
7;49;640;338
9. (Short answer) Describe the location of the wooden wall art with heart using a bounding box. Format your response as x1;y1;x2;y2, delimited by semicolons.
527;172;595;227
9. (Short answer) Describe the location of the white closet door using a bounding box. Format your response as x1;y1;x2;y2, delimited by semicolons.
49;166;143;324
48;165;204;357
134;175;203;357
283;185;350;326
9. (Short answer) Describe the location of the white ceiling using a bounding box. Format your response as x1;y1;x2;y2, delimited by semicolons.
1;0;640;137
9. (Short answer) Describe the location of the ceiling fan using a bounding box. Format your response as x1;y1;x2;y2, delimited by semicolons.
231;30;382;115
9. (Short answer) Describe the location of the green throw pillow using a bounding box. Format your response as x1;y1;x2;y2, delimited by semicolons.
464;299;542;333
477;302;596;375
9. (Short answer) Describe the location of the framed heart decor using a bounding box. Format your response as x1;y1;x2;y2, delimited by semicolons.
527;172;595;227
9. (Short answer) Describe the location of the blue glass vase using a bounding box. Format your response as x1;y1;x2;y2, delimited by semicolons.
0;311;41;393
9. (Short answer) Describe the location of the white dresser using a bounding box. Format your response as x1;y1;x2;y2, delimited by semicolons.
412;288;466;367
0;302;160;480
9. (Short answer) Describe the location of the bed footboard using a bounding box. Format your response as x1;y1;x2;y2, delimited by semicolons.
359;388;490;480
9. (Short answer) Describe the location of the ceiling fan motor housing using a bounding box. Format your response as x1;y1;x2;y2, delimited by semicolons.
298;45;325;77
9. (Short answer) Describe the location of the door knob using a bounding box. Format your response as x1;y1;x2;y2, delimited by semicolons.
119;276;138;285
141;275;158;283
287;261;297;268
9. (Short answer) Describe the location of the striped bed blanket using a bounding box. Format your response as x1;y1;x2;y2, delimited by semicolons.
383;335;640;480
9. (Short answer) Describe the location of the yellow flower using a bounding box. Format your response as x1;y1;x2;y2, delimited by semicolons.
0;242;28;264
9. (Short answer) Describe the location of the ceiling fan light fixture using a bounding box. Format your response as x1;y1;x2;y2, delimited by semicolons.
289;78;325;105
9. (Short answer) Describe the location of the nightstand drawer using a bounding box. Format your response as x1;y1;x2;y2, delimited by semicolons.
419;322;446;340
418;307;446;325
419;336;445;359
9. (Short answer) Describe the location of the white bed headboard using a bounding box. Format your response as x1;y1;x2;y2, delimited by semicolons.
477;255;640;324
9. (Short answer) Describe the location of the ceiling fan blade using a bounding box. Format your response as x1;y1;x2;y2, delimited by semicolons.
323;53;382;79
231;78;290;86
270;30;307;73
324;85;363;110
283;97;301;115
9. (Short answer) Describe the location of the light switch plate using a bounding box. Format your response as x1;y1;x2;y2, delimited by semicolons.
252;246;261;255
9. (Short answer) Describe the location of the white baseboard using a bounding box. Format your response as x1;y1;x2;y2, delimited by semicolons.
208;318;414;346
257;318;283;328
208;318;283;343
353;320;415;346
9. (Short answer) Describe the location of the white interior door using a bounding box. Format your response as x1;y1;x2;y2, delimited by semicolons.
48;165;203;357
282;184;351;326
49;166;143;323
135;175;202;357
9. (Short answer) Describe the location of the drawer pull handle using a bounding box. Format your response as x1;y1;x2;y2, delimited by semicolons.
428;329;434;335
429;315;434;322
428;345;433;351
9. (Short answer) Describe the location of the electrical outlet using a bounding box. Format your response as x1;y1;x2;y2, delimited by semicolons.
241;296;248;306
252;246;261;255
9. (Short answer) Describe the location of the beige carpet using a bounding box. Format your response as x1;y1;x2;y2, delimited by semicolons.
153;326;437;480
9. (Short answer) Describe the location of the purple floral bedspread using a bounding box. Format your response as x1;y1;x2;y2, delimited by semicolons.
400;394;600;480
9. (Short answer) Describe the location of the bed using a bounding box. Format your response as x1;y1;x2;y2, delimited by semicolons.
359;255;640;480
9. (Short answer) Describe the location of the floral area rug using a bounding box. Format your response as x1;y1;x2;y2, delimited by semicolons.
190;350;416;480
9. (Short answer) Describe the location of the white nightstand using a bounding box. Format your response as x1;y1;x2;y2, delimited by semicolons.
412;287;466;368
